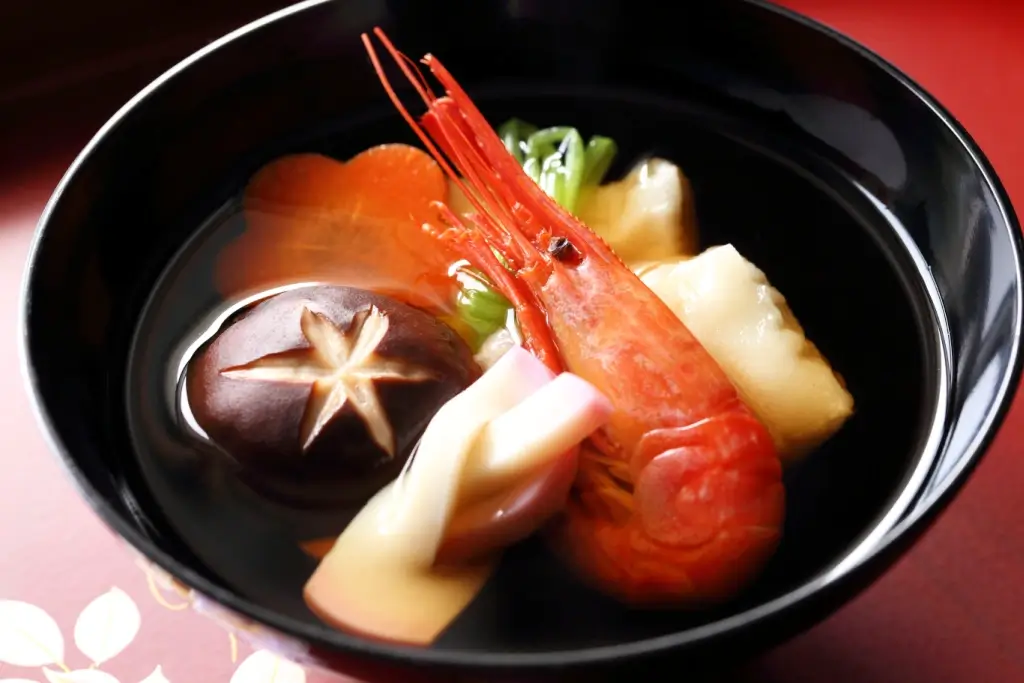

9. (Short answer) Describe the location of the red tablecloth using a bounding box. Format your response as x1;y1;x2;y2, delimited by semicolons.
2;2;1023;682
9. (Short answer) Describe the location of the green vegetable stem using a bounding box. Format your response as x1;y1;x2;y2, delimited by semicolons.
454;267;512;349
497;118;618;214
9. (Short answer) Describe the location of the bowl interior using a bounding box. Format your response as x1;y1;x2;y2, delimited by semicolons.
123;88;939;652
23;0;1021;668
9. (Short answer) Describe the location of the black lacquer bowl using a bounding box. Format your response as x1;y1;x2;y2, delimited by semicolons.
20;0;1024;681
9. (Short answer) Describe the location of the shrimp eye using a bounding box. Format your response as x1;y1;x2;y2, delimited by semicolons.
548;236;578;263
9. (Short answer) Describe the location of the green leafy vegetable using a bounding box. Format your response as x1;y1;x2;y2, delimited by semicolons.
454;268;512;350
497;118;618;215
582;136;618;187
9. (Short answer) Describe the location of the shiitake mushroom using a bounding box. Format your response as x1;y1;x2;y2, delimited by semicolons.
186;285;480;508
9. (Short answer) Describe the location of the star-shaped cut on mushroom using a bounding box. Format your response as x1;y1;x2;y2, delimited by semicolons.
221;305;435;457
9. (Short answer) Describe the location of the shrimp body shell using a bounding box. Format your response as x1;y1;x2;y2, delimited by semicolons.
526;258;740;453
527;255;785;604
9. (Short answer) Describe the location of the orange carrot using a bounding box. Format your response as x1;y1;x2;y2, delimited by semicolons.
300;537;336;561
214;144;459;310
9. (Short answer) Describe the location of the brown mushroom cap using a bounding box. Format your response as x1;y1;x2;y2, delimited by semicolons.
186;285;480;508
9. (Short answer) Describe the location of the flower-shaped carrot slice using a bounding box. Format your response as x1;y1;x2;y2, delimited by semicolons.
214;144;458;310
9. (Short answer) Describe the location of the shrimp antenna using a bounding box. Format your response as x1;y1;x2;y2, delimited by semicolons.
362;29;562;369
360;32;457;187
361;30;531;263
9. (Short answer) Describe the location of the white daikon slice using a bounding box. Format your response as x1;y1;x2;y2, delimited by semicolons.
636;244;854;463
304;347;611;645
381;347;555;565
460;373;612;496
303;480;495;646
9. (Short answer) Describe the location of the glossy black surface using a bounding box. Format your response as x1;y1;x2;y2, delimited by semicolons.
20;0;1024;681
122;86;935;655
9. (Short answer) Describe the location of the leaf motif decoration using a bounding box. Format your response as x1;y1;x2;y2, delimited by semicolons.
73;588;141;666
42;669;120;683
137;666;169;683
229;650;305;683
0;600;65;667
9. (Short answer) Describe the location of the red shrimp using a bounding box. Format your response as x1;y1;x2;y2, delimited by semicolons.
361;29;785;606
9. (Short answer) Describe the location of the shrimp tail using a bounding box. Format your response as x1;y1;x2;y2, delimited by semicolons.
552;412;785;605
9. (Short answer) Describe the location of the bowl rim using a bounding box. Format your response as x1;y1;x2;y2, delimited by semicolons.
18;0;1024;670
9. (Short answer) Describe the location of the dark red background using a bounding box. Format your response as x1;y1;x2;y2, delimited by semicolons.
1;1;1022;681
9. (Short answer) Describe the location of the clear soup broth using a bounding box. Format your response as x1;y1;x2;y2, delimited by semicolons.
126;91;938;650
